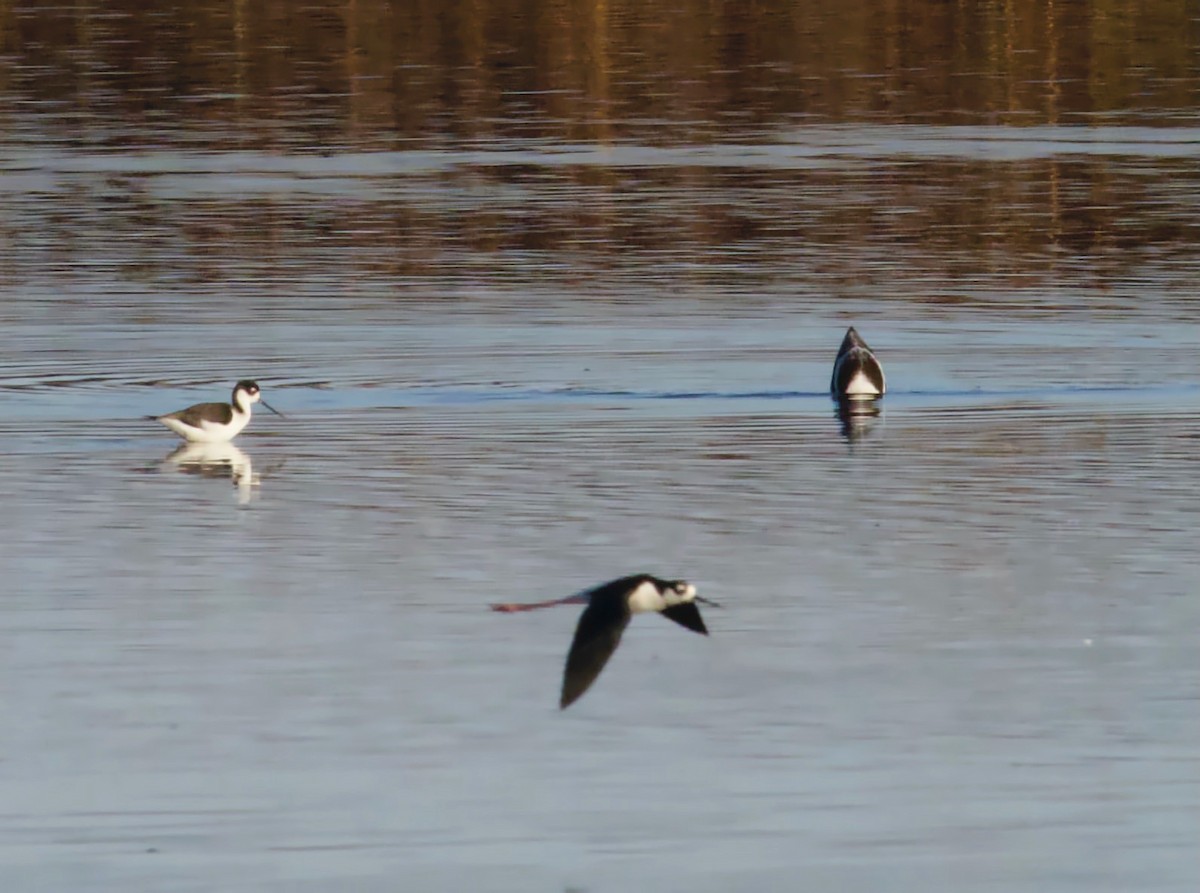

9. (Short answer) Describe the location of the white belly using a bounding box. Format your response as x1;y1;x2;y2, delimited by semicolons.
159;414;250;443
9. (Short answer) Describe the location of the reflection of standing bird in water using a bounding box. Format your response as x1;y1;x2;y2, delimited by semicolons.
492;574;719;709
163;442;260;504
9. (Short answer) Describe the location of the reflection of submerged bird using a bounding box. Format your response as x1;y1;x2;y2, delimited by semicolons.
831;327;886;399
164;442;259;502
836;399;882;442
492;574;718;709
147;380;283;443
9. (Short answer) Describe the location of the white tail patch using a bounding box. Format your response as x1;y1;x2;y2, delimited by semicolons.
843;370;882;397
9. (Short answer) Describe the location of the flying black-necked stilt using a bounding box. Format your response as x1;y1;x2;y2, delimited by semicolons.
492;573;718;709
147;380;282;443
831;327;886;399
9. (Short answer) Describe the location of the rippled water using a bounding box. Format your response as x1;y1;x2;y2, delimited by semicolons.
2;3;1199;890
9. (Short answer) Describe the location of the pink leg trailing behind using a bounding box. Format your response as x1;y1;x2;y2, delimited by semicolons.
490;594;588;613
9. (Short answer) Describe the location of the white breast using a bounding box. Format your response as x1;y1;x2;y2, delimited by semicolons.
626;580;666;614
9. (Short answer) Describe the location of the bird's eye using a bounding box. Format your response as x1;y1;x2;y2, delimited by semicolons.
675;581;688;593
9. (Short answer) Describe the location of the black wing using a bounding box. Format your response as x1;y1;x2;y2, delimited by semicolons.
560;595;631;709
165;401;234;427
832;348;884;394
660;602;708;635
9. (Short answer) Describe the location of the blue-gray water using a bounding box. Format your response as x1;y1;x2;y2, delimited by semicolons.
3;23;1200;889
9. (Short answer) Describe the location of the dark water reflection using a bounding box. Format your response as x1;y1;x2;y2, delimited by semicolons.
835;398;882;442
1;3;1199;892
5;134;1200;302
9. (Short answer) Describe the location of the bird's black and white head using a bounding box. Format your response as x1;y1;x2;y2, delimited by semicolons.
232;380;261;411
232;380;283;417
627;576;697;614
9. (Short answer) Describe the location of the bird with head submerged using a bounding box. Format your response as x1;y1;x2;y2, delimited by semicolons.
830;327;886;399
492;573;719;709
147;379;283;443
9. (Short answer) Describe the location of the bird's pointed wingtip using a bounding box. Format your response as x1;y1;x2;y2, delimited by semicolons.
842;326;868;348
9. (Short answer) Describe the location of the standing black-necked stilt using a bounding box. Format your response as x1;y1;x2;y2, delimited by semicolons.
147;380;283;443
831;327;886;399
492;573;718;709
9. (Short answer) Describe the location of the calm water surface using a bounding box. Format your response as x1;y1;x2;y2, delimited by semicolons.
2;3;1199;891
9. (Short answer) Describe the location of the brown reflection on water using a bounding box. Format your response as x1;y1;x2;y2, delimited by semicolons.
1;0;1197;146
3;158;1198;299
1;1;1198;304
